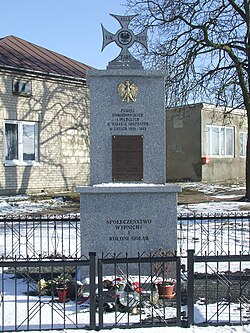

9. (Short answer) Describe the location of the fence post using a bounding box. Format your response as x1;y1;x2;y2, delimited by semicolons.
176;256;182;326
187;249;195;327
89;252;96;330
98;257;104;329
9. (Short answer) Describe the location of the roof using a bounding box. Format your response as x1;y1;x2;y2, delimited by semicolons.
0;35;91;79
167;102;246;115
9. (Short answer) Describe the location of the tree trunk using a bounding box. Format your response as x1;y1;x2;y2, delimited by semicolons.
246;108;250;200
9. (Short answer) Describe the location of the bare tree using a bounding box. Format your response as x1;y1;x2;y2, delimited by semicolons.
126;0;250;198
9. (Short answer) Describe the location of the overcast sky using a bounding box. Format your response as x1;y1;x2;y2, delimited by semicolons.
1;0;131;69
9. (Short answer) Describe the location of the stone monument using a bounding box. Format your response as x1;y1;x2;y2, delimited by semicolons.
77;14;181;256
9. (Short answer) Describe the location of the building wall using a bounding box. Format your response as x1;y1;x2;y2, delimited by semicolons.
166;103;247;183
0;70;90;194
166;104;202;181
201;104;246;182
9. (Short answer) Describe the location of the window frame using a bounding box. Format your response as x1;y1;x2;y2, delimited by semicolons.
4;120;39;166
206;125;235;157
239;131;247;157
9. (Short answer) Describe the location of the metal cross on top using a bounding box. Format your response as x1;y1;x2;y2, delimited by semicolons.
101;14;148;69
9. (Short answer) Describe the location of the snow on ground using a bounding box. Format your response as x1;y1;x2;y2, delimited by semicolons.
1;326;250;333
64;325;250;333
178;200;250;214
178;182;250;214
2;270;250;333
179;182;246;195
1;321;249;333
2;196;247;215
1;182;250;332
0;195;69;215
0;182;248;216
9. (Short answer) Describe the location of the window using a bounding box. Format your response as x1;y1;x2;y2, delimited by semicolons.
5;121;38;164
240;132;247;157
206;125;234;157
12;79;31;96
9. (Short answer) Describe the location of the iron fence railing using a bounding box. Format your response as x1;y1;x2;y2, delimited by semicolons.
1;249;250;330
0;212;250;330
0;254;95;332
0;212;250;260
187;250;250;326
0;214;80;259
178;212;250;257
97;252;183;329
0;252;185;331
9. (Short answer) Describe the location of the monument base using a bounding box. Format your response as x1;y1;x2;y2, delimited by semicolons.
77;183;181;257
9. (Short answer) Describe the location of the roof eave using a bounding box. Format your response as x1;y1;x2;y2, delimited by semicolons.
0;63;87;84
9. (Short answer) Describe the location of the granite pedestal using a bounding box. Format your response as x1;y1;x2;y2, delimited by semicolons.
77;184;180;256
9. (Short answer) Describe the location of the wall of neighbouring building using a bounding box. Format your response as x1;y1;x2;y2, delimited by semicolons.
166;104;202;182
201;104;246;182
0;70;90;194
166;103;247;183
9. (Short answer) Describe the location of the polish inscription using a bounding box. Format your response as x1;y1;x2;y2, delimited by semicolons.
107;108;149;131
106;218;151;242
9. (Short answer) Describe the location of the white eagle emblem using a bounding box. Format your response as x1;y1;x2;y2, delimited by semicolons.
117;80;138;103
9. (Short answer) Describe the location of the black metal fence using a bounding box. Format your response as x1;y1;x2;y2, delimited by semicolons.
1;212;250;260
0;213;250;330
97;252;183;329
0;254;96;331
0;214;80;259
187;250;250;326
178;212;250;256
0;251;184;331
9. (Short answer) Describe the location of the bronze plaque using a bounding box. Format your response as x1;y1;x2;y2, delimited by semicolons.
112;135;143;181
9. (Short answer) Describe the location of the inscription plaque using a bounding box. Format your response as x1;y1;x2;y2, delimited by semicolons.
112;135;143;181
